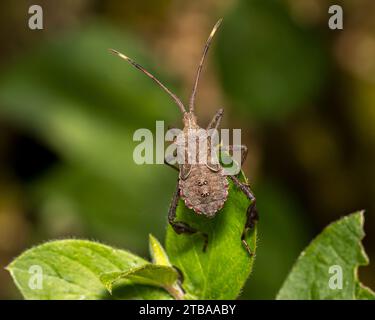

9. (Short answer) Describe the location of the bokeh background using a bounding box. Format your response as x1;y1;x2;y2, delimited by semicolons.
0;0;374;299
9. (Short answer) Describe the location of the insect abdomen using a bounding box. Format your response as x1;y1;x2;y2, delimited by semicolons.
179;165;229;217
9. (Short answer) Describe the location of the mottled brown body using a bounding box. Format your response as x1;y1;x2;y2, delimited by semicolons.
179;164;229;217
176;112;228;217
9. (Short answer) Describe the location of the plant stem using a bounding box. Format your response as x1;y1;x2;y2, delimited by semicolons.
165;284;185;300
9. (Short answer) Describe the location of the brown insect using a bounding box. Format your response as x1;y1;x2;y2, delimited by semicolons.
110;19;258;255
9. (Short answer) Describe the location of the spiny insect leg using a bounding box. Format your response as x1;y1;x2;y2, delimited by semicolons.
229;175;258;256
168;182;208;251
207;108;224;131
221;145;248;167
165;131;179;171
164;155;179;172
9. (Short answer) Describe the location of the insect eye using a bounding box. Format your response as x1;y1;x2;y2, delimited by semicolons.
198;181;203;186
200;193;205;197
203;180;208;185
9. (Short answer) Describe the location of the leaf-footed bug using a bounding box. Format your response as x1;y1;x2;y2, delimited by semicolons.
109;19;258;255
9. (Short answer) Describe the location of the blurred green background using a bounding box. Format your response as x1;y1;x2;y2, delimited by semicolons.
0;0;374;299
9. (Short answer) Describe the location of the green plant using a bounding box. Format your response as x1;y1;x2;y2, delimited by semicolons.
6;181;374;301
277;211;374;299
6;171;257;300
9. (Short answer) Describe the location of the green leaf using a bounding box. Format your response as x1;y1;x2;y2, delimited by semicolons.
100;235;185;300
100;265;180;296
149;234;172;266
6;239;170;300
277;212;375;300
165;172;257;299
100;265;178;290
355;283;375;300
241;181;311;299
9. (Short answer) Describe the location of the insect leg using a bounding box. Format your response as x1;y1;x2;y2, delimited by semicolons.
206;108;224;130
221;144;248;167
165;126;180;171
168;182;208;251
206;109;224;171
229;175;258;256
164;155;179;172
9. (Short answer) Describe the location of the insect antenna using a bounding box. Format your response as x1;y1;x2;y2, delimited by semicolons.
109;49;186;114
188;18;223;113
